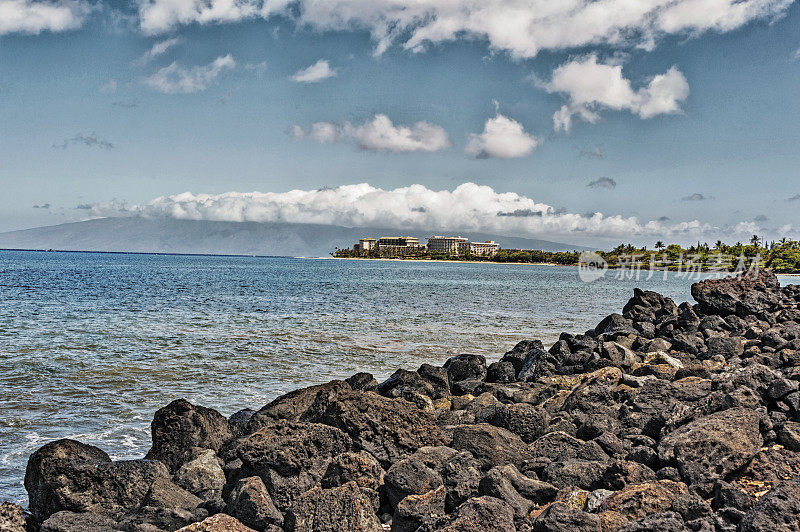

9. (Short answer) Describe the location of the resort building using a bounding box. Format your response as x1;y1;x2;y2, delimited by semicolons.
427;236;468;255
427;236;499;257
467;241;499;256
350;234;499;257
378;237;420;248
357;238;377;252
376;236;421;255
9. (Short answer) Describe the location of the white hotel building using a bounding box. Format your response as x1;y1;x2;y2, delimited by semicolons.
427;236;499;257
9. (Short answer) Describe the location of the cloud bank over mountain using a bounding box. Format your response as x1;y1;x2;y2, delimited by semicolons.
79;182;795;241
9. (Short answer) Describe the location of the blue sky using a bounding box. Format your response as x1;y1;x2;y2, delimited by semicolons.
1;0;799;245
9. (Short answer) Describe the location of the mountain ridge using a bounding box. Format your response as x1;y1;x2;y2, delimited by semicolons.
0;217;592;257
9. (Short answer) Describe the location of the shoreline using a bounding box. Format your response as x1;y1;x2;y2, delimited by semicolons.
330;256;571;267
3;249;798;275
329;256;800;275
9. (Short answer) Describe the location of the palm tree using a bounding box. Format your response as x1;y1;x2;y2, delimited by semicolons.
655;241;665;250
750;235;761;247
715;240;723;250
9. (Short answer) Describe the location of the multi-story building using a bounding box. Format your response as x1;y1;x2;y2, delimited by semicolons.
377;236;421;255
467;241;499;256
351;234;499;257
427;236;499;257
378;237;420;248
427;236;468;255
357;238;377;252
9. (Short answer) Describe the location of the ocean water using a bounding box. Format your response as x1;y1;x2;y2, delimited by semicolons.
0;250;790;505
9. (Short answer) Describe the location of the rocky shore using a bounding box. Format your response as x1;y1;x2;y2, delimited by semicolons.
4;270;800;531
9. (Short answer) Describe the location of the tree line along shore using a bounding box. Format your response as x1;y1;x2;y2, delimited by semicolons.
333;237;800;274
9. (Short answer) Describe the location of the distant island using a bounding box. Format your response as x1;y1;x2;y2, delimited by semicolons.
334;235;800;274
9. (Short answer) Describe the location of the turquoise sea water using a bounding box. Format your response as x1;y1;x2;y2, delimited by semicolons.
0;250;790;504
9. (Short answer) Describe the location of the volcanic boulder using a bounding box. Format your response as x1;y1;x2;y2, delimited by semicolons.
284;481;382;532
146;399;233;473
300;387;446;466
235;421;354;511
25;438;174;522
657;407;762;494
691;269;781;318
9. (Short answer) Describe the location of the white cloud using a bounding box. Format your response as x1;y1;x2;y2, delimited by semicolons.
138;0;287;35
465;114;540;159
552;104;599;132
655;0;791;34
294;114;451;153
348;115;451;152
547;56;638;110
293;122;341;143
544;55;689;131
0;0;89;35
134;37;181;66
637;66;691;118
144;54;235;94
136;0;792;59
80;181;794;242
98;79;118;93
291;59;336;83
